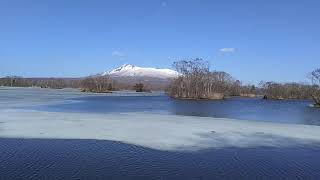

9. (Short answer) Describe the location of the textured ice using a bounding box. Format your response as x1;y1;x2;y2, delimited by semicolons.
1;87;320;151
2;110;320;151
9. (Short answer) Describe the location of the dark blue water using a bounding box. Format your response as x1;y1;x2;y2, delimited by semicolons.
37;95;320;125
1;138;320;180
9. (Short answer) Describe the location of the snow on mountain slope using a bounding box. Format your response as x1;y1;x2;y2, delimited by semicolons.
101;64;180;79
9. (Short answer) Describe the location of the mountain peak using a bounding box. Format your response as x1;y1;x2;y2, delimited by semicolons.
107;64;136;74
120;64;135;69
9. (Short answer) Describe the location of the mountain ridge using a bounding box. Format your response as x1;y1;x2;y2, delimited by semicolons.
100;64;180;79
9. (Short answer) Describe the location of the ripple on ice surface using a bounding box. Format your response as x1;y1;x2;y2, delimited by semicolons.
1;110;320;151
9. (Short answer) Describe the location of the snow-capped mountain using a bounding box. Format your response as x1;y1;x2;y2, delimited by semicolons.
101;64;180;79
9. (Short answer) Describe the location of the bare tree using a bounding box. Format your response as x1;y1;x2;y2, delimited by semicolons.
310;68;320;106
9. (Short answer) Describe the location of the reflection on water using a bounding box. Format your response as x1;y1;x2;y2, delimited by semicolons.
38;95;320;125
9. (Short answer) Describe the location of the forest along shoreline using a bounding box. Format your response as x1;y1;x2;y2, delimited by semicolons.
1;59;320;107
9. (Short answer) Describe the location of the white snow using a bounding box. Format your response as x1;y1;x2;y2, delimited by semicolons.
101;64;180;79
1;110;320;151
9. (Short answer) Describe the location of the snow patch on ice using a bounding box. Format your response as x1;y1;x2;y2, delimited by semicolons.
1;110;320;151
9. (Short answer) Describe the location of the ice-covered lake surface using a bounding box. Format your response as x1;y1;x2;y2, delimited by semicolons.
33;90;320;125
1;87;320;179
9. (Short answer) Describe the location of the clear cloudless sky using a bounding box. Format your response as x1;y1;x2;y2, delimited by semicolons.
1;0;320;84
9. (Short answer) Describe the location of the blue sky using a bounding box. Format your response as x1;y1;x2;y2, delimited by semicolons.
0;0;320;84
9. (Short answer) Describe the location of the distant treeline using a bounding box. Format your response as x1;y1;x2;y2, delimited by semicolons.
0;76;152;93
260;82;316;100
80;76;115;93
258;69;320;106
0;76;82;89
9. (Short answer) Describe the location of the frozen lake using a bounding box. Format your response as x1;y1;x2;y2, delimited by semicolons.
35;91;320;125
1;87;320;179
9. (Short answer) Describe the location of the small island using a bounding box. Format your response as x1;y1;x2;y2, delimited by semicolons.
260;69;320;107
166;59;257;100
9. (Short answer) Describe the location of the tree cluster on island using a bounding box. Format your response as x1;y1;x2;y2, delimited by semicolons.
133;83;151;92
167;59;233;99
167;58;258;100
